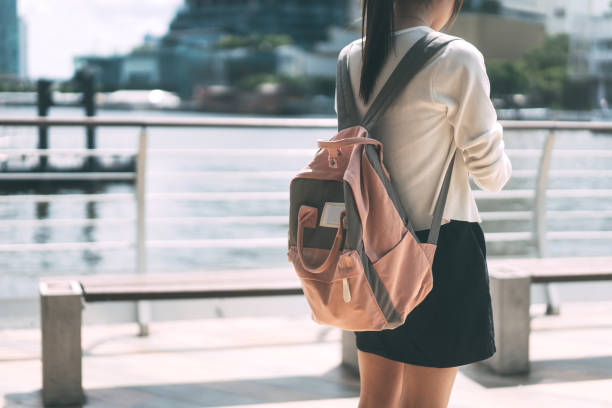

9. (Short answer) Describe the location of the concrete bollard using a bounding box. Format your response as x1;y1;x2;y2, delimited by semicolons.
478;264;531;375
341;264;531;376
341;330;359;375
39;280;86;406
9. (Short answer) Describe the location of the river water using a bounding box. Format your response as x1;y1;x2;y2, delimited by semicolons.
1;106;611;302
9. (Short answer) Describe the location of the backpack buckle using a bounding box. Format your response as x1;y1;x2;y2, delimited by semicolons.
326;147;342;168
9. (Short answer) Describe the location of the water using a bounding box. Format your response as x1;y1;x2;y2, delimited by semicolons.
1;105;612;301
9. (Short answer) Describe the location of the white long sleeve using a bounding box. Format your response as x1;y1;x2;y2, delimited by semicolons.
337;25;512;230
430;40;512;193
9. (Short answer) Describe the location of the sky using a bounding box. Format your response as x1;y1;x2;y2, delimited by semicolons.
18;0;183;80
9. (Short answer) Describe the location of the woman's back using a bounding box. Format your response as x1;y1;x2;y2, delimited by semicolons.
345;4;506;406
336;25;512;231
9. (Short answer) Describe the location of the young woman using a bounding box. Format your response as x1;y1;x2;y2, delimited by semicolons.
337;0;513;406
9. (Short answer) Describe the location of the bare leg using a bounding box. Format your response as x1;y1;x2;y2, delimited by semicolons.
398;360;458;407
357;350;404;408
357;350;459;408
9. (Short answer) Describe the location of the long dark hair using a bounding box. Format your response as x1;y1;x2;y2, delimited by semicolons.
359;0;464;104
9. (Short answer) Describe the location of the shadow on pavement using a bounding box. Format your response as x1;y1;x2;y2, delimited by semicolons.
463;355;612;388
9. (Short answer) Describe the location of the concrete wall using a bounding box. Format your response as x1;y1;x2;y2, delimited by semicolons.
448;12;547;61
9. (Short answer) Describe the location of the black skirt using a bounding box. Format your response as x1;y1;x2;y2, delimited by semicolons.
354;219;496;368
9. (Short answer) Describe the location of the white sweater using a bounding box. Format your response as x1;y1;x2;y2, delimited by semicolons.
335;25;512;231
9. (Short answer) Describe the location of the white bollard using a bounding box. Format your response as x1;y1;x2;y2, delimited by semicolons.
39;280;86;406
478;265;531;375
341;330;359;375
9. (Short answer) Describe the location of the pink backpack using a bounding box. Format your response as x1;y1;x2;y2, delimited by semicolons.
288;32;458;331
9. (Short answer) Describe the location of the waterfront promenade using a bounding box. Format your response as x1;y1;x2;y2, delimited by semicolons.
1;299;611;407
2;114;612;407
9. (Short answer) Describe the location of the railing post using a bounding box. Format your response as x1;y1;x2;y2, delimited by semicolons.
136;126;151;335
534;130;559;315
36;79;52;171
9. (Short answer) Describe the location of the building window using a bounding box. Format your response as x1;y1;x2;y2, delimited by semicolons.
554;8;566;18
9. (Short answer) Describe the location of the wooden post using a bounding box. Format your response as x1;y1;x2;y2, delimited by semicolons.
83;71;97;170
36;79;52;171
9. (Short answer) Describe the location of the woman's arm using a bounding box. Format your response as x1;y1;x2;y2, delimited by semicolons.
431;39;512;193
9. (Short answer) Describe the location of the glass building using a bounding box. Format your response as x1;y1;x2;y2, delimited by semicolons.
0;0;20;77
169;0;350;49
159;0;351;96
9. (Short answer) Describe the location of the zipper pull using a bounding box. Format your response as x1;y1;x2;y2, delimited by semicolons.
342;278;351;303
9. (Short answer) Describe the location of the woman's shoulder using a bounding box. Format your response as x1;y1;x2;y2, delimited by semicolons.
435;32;485;68
338;38;361;61
337;31;484;67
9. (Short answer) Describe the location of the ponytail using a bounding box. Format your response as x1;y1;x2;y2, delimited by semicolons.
359;0;396;104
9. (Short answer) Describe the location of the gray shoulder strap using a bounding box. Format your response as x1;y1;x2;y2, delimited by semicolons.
335;31;460;245
360;32;454;130
427;149;456;244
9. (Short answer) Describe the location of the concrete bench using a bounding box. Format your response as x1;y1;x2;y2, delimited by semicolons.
39;256;612;405
341;256;612;376
39;271;303;407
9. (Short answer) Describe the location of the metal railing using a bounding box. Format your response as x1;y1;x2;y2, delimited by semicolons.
1;116;612;327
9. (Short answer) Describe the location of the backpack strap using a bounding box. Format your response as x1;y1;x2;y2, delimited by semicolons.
336;31;460;245
360;31;457;129
427;149;456;244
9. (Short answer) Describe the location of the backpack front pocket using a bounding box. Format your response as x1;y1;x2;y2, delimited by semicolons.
371;231;437;324
288;247;388;331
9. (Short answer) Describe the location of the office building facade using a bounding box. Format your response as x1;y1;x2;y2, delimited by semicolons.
170;0;350;49
0;0;20;77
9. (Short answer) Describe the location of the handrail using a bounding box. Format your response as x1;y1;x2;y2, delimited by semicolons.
0;216;289;227
5;210;612;228
0;116;338;128
2;147;612;157
2;189;612;203
1;116;612;130
2;116;612;322
3;169;612;181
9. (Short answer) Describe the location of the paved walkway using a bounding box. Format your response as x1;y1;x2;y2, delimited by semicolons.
1;301;612;407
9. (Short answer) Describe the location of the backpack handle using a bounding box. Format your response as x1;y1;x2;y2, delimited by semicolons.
317;137;390;180
296;205;346;274
317;136;381;149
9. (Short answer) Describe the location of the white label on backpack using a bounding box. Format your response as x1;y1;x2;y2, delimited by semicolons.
320;202;345;228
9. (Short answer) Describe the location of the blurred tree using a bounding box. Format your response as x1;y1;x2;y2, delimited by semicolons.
238;73;307;95
486;33;594;110
214;34;292;52
562;78;595;110
482;0;501;14
0;78;35;92
519;33;569;108
307;76;336;97
238;73;281;90
58;82;77;92
130;43;157;54
225;52;278;85
237;73;335;98
485;59;529;96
